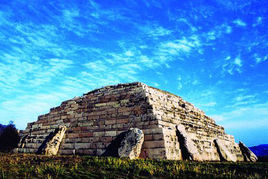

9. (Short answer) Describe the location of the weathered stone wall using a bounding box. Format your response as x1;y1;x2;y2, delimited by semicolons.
18;83;166;159
144;86;244;161
17;82;245;161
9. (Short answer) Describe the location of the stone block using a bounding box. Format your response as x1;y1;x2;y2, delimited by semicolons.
143;141;165;149
105;131;117;137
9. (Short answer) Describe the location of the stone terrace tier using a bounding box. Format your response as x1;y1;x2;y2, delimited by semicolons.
17;82;244;161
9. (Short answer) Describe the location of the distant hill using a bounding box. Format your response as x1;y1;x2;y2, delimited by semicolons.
249;144;268;157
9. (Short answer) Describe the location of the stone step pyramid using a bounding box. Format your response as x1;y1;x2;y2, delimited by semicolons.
16;82;255;161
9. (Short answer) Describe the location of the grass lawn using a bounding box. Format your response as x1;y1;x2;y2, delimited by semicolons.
0;153;267;178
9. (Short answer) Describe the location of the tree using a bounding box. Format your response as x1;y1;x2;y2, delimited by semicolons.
0;124;6;135
0;121;20;152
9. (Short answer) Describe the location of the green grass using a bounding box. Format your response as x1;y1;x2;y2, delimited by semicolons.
0;153;267;178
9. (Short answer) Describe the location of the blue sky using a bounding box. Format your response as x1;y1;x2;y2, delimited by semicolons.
0;0;267;146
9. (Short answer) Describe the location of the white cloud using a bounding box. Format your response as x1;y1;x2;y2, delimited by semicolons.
178;83;183;90
84;60;108;71
207;31;216;40
175;18;197;32
192;80;199;85
221;56;243;75
0;92;70;129
200;90;214;97
255;57;262;64
257;17;262;24
255;54;268;64
164;41;191;52
223;119;268;130
202;102;217;107
152;26;172;36
215;0;252;11
158;36;201;58
204;23;233;42
210;102;268;145
138;24;172;39
210;114;225;122
0;10;10;26
221;103;268;121
234;94;256;102
233;19;247;27
118;63;141;74
234;57;242;67
225;56;231;60
0;57;74;96
125;50;134;57
176;75;201;91
225;25;232;33
152;82;159;87
253;17;263;27
139;55;155;68
217;103;268;131
62;9;79;21
177;75;183;90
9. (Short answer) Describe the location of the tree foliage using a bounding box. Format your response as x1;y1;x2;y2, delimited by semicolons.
0;121;20;152
0;124;6;135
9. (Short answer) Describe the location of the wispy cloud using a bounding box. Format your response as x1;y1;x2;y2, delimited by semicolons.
0;92;70;129
157;36;201;60
234;94;256;102
210;114;225;122
228;94;258;108
0;57;74;92
62;9;79;21
0;0;267;148
202;102;217;107
254;54;268;64
210;102;268;145
221;56;243;75
233;19;247;27
253;16;263;27
205;23;233;41
137;24;172;40
215;0;253;11
215;102;268;129
84;60;108;72
177;76;183;90
233;56;242;67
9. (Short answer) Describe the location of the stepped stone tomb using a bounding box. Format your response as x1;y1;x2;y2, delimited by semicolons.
16;82;257;161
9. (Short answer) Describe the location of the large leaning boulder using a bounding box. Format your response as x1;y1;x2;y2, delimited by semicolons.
118;128;144;159
176;125;201;161
214;139;237;162
40;126;67;156
102;128;144;159
239;141;258;162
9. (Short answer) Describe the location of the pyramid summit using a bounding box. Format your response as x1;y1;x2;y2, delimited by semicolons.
16;82;256;161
